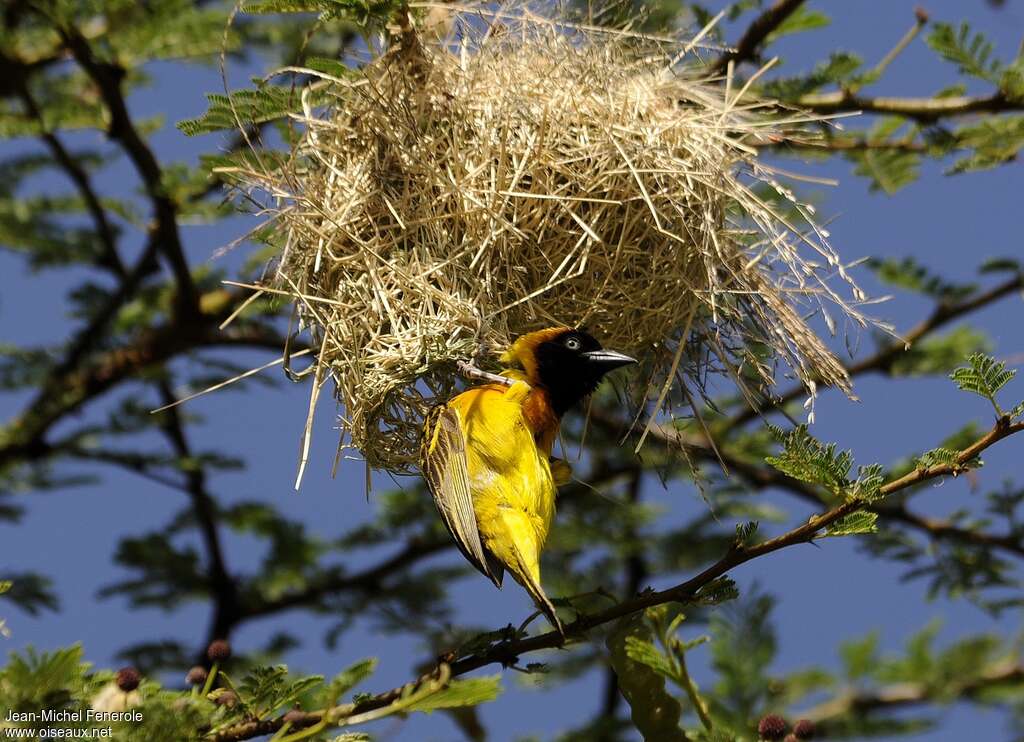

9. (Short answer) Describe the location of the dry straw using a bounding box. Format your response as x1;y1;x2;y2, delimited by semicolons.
222;2;876;481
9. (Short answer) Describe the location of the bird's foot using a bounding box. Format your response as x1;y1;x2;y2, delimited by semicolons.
549;457;573;486
456;360;516;387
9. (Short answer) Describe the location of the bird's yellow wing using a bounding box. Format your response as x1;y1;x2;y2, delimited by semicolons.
421;405;504;587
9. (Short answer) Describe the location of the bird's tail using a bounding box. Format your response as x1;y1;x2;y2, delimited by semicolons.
489;509;564;636
512;558;564;637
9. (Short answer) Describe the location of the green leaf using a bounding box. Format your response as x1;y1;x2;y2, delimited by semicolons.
1011;401;1024;421
950;353;1016;413
760;52;862;99
734;520;759;546
851;463;885;502
607;616;686;742
765;425;852;496
0;573;58;615
867;257;975;301
824;511;878;537
178;85;323;136
237;665;324;716
765;7;830;43
243;0;323;12
624;637;677;680
109;5;230;63
891;327;992;377
947;116;1024;174
1001;57;1024;100
709;591;776;721
243;0;399;22
916;447;959;470
322;658;377;704
850;147;921;193
927;22;1003;83
1;645;87;705
695;576;739;606
840;632;880;680
403;675;502;712
979;257;1021;274
303;57;357;79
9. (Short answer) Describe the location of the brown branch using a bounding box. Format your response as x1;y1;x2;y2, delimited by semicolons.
880;505;1024;557
601;469;646;719
208;417;1024;742
760;135;929;153
240;537;452;619
0;289;284;467
8;71;125;278
796;90;1021;121
48;238;162;381
730;273;1024;428
57;445;191;492
154;380;240;655
59;27;199;318
710;0;807;75
805;657;1024;725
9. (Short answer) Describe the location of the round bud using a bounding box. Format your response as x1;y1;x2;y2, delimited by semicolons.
207;639;231;662
214;690;238;707
186;666;208;686
793;719;816;739
115;667;141;692
758;713;788;741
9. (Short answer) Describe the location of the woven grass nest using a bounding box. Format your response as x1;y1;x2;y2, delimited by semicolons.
225;3;874;479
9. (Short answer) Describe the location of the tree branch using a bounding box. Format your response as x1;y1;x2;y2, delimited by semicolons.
760;135;930;154
805;657;1024;725
710;0;807;75
154;380;239;654
796;90;1022;121
601;469;646;719
59;27;199;318
8;67;125;278
208;416;1024;742
0;290;285;467
239;537;452;620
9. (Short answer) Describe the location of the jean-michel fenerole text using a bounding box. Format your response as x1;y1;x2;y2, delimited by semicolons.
5;709;142;723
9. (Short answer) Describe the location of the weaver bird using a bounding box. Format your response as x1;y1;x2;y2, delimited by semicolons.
420;327;636;633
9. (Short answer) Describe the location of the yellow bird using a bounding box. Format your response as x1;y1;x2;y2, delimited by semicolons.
420;327;636;632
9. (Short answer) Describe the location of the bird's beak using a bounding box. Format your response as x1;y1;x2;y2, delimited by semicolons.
582;349;637;373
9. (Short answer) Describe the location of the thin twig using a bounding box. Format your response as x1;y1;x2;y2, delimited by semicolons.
860;12;928;87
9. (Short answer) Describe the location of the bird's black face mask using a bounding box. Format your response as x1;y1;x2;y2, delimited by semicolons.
534;329;636;416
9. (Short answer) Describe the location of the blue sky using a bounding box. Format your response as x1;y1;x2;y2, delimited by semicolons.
1;2;1023;740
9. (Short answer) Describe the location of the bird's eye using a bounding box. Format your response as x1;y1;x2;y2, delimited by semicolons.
565;337;581;350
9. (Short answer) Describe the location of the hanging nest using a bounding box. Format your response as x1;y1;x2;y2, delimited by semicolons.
222;3;874;478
